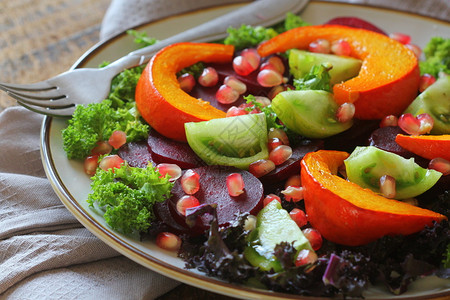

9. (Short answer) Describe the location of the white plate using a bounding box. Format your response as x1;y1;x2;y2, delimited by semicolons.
41;2;450;299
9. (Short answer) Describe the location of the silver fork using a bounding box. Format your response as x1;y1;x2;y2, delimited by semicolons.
0;0;309;117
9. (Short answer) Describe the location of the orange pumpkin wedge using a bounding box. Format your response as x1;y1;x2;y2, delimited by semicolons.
257;25;420;120
300;150;445;246
136;42;234;141
395;134;450;161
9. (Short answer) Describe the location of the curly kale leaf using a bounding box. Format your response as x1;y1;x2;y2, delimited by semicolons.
62;100;149;160
87;164;173;235
224;24;278;49
293;62;332;92
106;65;145;108
274;12;311;32
419;36;450;77
126;29;158;48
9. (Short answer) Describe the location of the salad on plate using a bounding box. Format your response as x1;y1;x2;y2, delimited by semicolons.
59;12;450;298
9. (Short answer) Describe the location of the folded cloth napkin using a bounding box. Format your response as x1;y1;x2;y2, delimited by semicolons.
1;0;448;299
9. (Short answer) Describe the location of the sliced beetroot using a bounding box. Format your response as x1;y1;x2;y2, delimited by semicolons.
368;126;428;167
260;139;324;185
118;141;154;168
167;165;264;234
324;119;380;152
147;128;205;169
153;200;194;235
189;58;280;111
326;17;387;35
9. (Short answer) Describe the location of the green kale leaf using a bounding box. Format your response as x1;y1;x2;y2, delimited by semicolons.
293;62;332;92
62;100;149;160
87;164;173;235
419;36;450;77
126;29;158;48
224;24;278;50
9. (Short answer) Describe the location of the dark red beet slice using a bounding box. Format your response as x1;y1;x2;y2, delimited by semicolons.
368;126;428;168
260;139;324;185
167;165;264;234
147;128;205;169
189;57;284;111
324;119;380;152
118;141;154;168
326;17;387;35
153;201;193;235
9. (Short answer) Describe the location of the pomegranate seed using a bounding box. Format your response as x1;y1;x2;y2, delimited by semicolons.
227;173;245;197
417;113;434;134
389;32;411;44
429;157;450;175
226;106;248;117
176;195;200;216
269;145;292;165
405;43;422;58
268;137;283;152
263;194;281;206
84;155;99;176
181;169;200;194
244;215;257;231
91;141;112;156
268;128;289;145
253;96;271;108
156;232;182;251
99;154;124;171
241;48;261;70
268;85;285;99
308;39;331;54
177;73;196;93
303;228;323;251
224;76;247;94
419;74;436;92
289;208;308;228
156;163;182;181
198;67;218;87
398;113;421;135
248;159;276;177
257;69;283;87
216;84;240;104
336;102;355;123
285;175;301;188
108;130;127;149
380;115;398;127
260;56;285;74
331;39;352;56
233;55;257;76
380;174;396;199
295;249;318;267
281;186;304;202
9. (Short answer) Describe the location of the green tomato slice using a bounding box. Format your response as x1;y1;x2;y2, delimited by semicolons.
271;90;353;138
344;146;442;199
244;200;313;272
185;113;268;170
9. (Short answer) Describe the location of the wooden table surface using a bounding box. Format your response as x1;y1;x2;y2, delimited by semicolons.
1;1;447;299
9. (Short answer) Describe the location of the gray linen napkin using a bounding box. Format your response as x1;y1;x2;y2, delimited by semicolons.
0;107;180;299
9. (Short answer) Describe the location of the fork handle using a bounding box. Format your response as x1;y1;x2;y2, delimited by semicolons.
104;0;309;73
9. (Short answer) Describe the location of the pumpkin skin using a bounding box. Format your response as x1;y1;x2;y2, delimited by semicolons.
136;42;233;142
300;150;446;246
395;134;450;161
257;25;420;120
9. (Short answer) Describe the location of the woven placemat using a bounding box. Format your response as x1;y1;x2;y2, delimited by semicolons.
0;0;110;111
